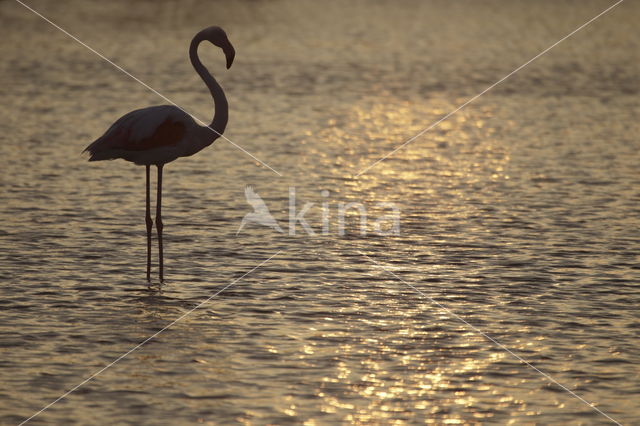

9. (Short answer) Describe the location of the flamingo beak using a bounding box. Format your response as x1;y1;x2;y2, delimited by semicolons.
224;43;235;69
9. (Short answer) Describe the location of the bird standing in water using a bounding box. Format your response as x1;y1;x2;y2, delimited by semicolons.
84;26;235;282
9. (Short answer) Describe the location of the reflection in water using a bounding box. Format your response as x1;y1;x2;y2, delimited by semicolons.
1;0;639;424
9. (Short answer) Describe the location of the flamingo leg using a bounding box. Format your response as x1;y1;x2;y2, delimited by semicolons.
156;164;164;282
145;165;153;281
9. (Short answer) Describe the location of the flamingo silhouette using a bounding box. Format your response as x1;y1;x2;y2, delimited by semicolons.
84;26;235;282
237;186;284;235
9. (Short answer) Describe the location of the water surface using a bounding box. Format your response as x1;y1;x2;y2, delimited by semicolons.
1;0;639;424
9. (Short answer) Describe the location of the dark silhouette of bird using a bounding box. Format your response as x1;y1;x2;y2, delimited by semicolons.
84;26;235;282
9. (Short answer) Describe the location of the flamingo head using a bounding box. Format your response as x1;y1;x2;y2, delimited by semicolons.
202;26;235;69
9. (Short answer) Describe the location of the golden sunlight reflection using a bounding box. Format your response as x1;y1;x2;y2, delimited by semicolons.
308;310;537;423
312;96;508;186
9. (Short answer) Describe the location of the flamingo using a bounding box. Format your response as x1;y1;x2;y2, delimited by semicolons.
84;26;235;282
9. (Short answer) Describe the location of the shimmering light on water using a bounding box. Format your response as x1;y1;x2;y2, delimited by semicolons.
1;0;639;424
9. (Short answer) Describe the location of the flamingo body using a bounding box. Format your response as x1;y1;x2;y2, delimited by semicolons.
85;106;195;165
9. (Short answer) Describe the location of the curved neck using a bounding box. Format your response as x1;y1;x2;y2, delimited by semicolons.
189;32;228;144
